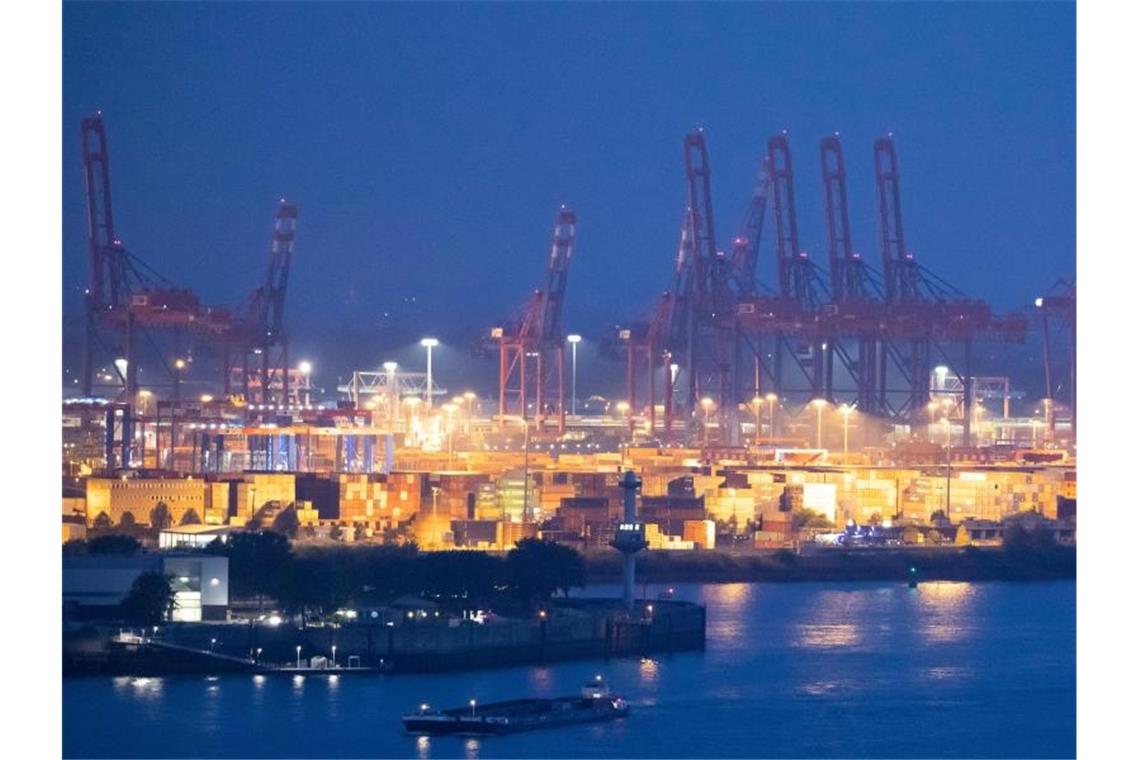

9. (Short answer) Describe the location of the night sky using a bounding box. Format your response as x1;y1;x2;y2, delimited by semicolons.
62;2;1074;393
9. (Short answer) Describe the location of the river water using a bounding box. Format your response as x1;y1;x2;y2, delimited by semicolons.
63;580;1075;758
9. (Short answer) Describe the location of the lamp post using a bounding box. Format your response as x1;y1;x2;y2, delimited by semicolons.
750;396;763;447
811;399;828;449
296;645;302;668
616;400;631;441
331;645;337;669
420;338;439;409
298;361;312;407
839;404;855;459
442;403;457;469
470;699;477;717
383;361;398;424
404;397;421;443
766;393;777;441
700;397;715;450
567;334;582;416
463;391;476;435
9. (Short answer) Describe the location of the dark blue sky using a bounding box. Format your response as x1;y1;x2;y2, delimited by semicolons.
63;2;1074;385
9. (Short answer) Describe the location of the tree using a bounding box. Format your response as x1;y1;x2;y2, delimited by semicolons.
206;531;292;606
420;551;504;604
92;512;113;529
119;512;137;529
180;508;202;526
272;504;300;539
792;509;833;530
353;524;367;542
1003;516;1057;555
506;538;586;605
120;572;176;626
329;524;344;541
87;534;142;555
150;502;173;530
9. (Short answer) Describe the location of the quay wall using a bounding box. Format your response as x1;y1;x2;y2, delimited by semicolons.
64;599;706;676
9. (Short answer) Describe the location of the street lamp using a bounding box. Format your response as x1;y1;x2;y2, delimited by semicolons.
298;361;312;407
420;338;439;409
765;393;777;440
750;396;763;447
616;401;631;440
470;699;477;717
811;399;828;449
700;397;715;449
331;645;337;668
296;645;302;668
173;358;186;405
442;403;458;469
567;334;582;415
383;362;398;423
463;390;476;434
927;400;939;443
838;403;855;458
404;396;422;440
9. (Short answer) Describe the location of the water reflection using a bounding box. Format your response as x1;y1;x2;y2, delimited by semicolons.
917;582;976;645
129;677;164;700
292;674;305;693
638;657;660;685
528;666;552;693
464;737;480;759
415;735;430;760
797;623;859;648
924;666;972;682
918;581;973;608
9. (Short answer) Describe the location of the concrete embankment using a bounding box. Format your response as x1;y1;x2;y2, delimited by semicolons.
585;546;1076;584
63;599;706;677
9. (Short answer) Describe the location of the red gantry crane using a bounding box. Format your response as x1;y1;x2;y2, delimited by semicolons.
495;207;576;432
225;201;299;408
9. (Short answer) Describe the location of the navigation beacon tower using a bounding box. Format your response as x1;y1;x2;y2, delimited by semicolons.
611;470;649;610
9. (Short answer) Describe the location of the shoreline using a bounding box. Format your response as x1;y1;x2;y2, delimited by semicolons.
584;546;1076;584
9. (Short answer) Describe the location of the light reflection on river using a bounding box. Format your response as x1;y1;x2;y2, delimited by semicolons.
64;581;1075;758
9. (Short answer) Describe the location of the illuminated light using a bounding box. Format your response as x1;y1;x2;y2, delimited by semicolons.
210;578;219;586
1035;297;1044;308
267;615;283;626
567;334;582;344
200;394;213;403
419;337;439;348
298;361;312;375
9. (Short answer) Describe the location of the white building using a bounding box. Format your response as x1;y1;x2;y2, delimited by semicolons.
62;553;229;622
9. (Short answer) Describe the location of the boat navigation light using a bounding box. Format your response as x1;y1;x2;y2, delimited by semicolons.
420;703;429;714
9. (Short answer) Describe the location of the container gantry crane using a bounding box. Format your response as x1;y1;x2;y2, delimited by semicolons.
819;134;880;411
495;207;576;432
1036;279;1076;440
79;113;233;466
225;201;299;408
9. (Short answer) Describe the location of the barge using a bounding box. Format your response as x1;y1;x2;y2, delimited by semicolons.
402;676;629;736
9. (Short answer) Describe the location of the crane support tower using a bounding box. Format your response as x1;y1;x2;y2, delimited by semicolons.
225;201;299;408
496;207;576;433
79;114;234;466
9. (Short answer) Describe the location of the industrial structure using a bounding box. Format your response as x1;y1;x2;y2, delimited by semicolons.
76;114;302;467
491;207;576;433
616;129;1030;447
68;116;1070;476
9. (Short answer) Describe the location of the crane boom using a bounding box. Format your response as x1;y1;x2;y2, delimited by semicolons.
254;201;298;346
874;134;920;302
729;155;771;296
81;114;126;310
537;207;576;345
